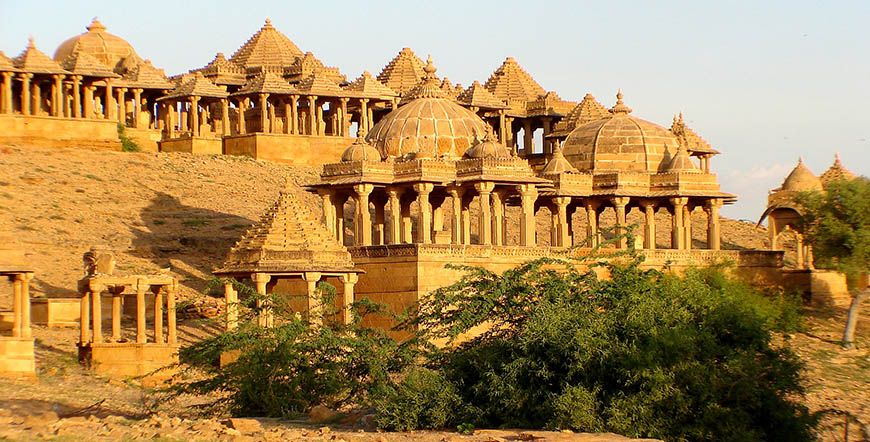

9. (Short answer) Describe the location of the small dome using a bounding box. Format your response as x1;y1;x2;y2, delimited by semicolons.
562;91;680;173
54;18;138;69
341;128;381;162
464;132;512;159
367;58;488;159
781;158;822;191
666;145;700;173
540;146;579;175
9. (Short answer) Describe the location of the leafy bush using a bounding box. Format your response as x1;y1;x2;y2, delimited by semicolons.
369;367;462;431
117;123;141;152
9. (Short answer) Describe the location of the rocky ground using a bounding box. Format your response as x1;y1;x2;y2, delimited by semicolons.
0;146;866;440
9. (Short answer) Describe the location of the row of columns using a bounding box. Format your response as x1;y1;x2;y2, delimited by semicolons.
320;185;724;251
223;272;359;331
79;282;177;346
0;73;155;128
161;96;228;138
5;273;33;339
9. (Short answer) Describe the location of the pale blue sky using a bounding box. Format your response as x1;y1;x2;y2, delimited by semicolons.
1;0;867;220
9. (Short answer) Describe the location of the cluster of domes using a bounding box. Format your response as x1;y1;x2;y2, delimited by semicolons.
777;155;855;193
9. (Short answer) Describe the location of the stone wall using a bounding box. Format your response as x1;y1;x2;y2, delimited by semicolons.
223;133;353;166
0;115;121;150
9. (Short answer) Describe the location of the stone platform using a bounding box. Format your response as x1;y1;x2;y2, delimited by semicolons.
0;337;35;379
79;342;178;384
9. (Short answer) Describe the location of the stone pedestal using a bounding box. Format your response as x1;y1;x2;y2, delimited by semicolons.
0;337;35;379
79;342;179;385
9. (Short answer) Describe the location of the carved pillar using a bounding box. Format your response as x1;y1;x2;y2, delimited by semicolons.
111;287;123;341
360;98;369;133
259;93;269;133
224;281;238;331
670;197;688;250
448;187;464;245
11;276;22;338
475;182;494;245
20;273;32;339
290;95;299;135
705;199;722;251
303;272;322;326
683;205;693;251
505;117;515;149
51;74;62;116
79;288;90;344
135;282;146;343
72;76;82;118
354;183;374;246
387;187;402;244
340;273;358;325
522;120;533;153
611;197;630;249
491;190;505;246
83;85;94;119
401;196;413;243
0;72;11;113
117;87;127;124
414;183;434;244
31;81;40;115
498;109;506;144
335;194;347;245
519;183;538;246
153;287;164;344
307;96;317;135
221;98;230;135
461;193;472;245
132;88;142;127
104;80;114;120
190;96;200;136
340;97;350;136
167;282;177;344
642;202;657;250
237;98;247;134
796;234;805;270
318;189;336;235
18;73;32;115
585;200;601;247
252;272;273;328
553;196;571;247
91;284;103;343
542;118;553;154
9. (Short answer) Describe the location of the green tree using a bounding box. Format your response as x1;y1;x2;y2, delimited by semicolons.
798;177;870;348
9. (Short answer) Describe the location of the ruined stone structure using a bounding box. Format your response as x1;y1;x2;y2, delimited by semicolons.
0;241;35;378
77;247;179;382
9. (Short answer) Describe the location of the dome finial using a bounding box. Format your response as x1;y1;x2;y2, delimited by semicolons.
423;55;436;76
87;17;106;32
834;152;842;165
27;36;35;49
264;17;273;28
356;122;368;139
610;89;632;114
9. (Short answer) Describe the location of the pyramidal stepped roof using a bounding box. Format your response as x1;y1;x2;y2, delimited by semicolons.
233;71;296;95
568;94;610;126
215;188;355;274
377;47;426;96
296;72;344;97
14;38;69;74
457;80;507;109
484;56;546;103
160;72;227;100
820;153;856;186
440;77;463;99
345;71;397;98
0;51;20;72
230;18;303;69
119;59;172;89
60;50;118;78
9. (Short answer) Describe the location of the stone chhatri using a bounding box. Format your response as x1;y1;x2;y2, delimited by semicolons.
484;56;546;103
820;153;856;187
160;72;228;100
54;18;138;69
14;38;69;74
457;80;507;110
229;18;303;69
377;47;425;96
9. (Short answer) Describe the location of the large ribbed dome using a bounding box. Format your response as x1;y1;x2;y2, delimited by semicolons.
781;158;822;191
54;18;137;69
367;58;488;159
562;92;680;173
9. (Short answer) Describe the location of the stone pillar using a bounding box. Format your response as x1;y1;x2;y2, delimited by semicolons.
307;96;317;135
461;194;472;245
224;282;238;331
542;118;553;154
670;197;688;250
0;72;11;113
104;80;114;120
238;98;247;134
316;102;325;135
553;197;571;247
19;273;32;339
70;76;82;118
303;272;322;326
167;283;177;344
111;287;123;341
117;87;127;124
491;191;505;246
132;88;142;127
11;276;21;338
335;194;346;245
167;102;177;138
290;95;299;135
374;198;386;245
705;199;722;251
19;73;32;115
252;272;272;327
190;96;200;136
642;202;657;250
360;99;369;133
367;106;374;132
498;110;507;144
221;98;230;135
259;93;269;133
522;120;533;153
340;98;350;136
83;85;94;119
683;205;693;251
318;189;336;234
51;74;62;116
519;184;538;246
80;289;90;344
387;187;402;244
354;183;374;246
505;117;515;149
340;273;358;325
153;287;164;344
448;187;464;244
796;234;805;270
401;198;413;244
475;182;494;245
136;282;146;343
31;82;40;116
585;200;601;247
611;197;630;249
414;183;434;244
